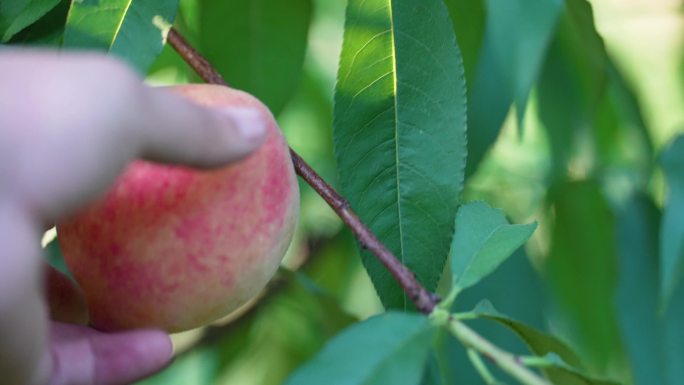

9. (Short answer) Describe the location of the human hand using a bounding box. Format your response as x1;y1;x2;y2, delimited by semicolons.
0;50;267;385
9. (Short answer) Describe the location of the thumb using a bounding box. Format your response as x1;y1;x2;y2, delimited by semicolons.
133;84;270;168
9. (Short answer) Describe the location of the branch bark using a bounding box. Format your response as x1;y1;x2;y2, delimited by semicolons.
167;28;438;314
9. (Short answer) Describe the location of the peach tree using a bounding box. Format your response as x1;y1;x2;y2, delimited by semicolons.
2;0;683;384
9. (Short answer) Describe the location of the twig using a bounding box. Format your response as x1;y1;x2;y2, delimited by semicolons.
448;318;551;385
167;27;438;314
467;349;499;385
167;29;224;85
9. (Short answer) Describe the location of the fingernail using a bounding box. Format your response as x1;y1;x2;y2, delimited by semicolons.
219;107;266;144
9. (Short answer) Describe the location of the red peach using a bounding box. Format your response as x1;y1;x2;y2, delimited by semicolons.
56;85;299;332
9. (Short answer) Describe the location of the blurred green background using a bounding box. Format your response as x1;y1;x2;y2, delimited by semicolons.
135;0;684;383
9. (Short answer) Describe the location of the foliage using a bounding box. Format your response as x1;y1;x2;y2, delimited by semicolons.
3;0;683;384
333;0;467;310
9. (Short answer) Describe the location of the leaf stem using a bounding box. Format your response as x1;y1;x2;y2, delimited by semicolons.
166;27;438;314
447;318;551;385
467;348;499;385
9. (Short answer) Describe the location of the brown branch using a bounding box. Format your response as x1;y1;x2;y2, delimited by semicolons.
167;29;225;85
167;27;438;314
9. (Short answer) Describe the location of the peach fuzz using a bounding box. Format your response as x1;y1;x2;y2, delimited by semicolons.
56;85;299;332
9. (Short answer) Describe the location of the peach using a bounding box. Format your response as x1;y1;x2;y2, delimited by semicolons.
56;85;299;332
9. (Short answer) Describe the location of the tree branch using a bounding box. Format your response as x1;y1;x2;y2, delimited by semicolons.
167;27;438;314
167;26;554;385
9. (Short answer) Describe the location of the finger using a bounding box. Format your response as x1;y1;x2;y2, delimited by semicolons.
134;84;268;168
0;203;50;385
45;265;88;325
50;322;173;385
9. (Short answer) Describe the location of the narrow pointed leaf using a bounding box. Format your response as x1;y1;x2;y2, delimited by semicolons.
450;201;536;291
660;135;684;307
465;0;562;175
527;353;620;385
333;0;468;309
538;0;653;184
443;0;486;84
664;265;684;385
470;300;580;367
470;301;620;384
616;196;665;385
0;0;61;42
63;0;179;74
284;312;436;385
546;180;620;366
198;0;312;115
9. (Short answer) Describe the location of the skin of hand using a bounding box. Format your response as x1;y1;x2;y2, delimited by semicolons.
0;50;267;385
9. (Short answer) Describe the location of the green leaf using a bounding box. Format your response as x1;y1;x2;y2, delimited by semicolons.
450;201;536;292
465;0;562;176
470;301;620;384
443;0;486;86
139;269;357;385
198;0;312;115
63;0;179;74
284;312;436;385
660;135;684;307
660;136;684;385
434;248;547;385
664;263;684;385
524;353;620;385
615;195;665;385
470;300;580;368
0;0;61;42
6;0;68;46
546;180;621;366
420;328;460;385
43;237;73;280
333;0;468;309
538;0;652;185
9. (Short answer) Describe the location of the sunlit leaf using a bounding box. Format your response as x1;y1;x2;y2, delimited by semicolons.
284;312;435;385
333;0;468;309
198;0;312;115
450;201;536;292
63;0;179;73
